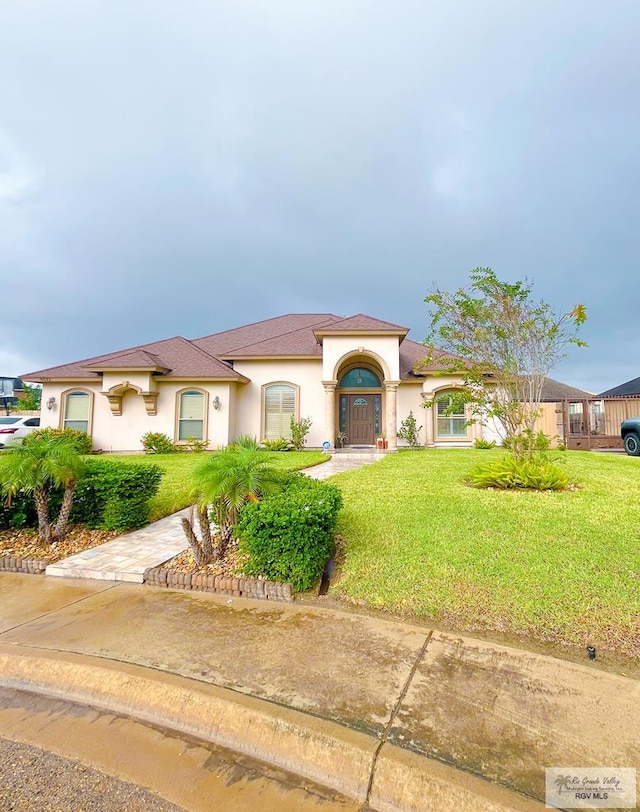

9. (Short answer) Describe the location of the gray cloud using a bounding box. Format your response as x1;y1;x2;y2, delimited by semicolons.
1;0;639;392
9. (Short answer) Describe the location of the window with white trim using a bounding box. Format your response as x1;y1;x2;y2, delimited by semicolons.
64;392;90;434
264;384;296;440
178;390;205;441
436;393;467;438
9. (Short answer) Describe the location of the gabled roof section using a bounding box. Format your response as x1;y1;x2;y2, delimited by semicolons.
402;340;467;378
598;376;640;398
313;314;410;345
399;340;453;378
194;314;341;358
84;350;170;372
22;337;244;382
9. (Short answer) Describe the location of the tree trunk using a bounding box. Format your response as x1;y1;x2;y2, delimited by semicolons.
180;516;206;564
53;486;75;543
196;505;215;560
34;488;52;546
217;521;233;558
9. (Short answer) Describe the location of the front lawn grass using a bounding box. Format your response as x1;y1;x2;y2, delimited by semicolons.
331;449;640;659
107;450;329;521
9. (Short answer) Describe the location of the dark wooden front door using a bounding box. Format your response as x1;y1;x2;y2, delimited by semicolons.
348;395;375;444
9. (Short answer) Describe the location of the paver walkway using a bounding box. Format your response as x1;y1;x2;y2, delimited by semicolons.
45;509;191;583
46;451;387;582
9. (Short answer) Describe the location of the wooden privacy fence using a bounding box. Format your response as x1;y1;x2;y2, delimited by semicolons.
562;397;640;450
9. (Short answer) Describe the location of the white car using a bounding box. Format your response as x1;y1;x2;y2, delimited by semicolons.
0;415;40;448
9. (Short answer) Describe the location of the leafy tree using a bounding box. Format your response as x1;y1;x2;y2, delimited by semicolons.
0;436;84;545
14;383;42;411
422;267;586;460
180;443;283;564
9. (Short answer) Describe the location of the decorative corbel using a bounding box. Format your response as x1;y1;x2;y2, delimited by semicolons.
141;391;159;416
104;392;124;416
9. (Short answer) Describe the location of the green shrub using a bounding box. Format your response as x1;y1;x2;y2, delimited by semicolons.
262;437;291;451
71;459;163;530
184;436;209;453
26;427;92;455
0;490;37;529
398;411;422;447
290;416;312;451
474;438;497;449
141;432;176;454
466;455;570;491
502;430;551;454
234;434;260;451
236;474;343;591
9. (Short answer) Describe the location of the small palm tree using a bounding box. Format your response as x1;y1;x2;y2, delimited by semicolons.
181;444;282;564
0;436;84;545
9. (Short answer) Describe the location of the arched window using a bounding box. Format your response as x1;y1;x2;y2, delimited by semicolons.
263;383;297;441
178;390;205;441
435;392;468;438
338;367;381;388
63;391;91;434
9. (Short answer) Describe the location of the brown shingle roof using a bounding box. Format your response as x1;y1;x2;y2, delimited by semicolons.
540;377;593;401
84;350;170;371
194;314;341;357
23;337;243;381
313;314;409;342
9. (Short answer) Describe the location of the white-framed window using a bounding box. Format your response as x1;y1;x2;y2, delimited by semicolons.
63;391;91;434
263;383;297;441
436;393;467;438
178;390;205;441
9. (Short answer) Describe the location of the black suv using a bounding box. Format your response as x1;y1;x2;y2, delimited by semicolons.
621;418;640;455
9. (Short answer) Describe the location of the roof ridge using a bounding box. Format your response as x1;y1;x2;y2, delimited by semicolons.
318;313;410;331
192;313;340;344
182;337;237;369
22;335;187;377
212;315;342;355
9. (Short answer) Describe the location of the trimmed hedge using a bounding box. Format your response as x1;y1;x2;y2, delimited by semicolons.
71;459;163;531
0;459;163;532
26;427;92;455
236;474;343;592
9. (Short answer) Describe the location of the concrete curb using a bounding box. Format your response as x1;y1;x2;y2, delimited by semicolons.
0;643;542;810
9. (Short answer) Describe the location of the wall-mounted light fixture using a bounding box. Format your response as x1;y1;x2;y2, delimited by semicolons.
46;396;56;411
212;396;221;410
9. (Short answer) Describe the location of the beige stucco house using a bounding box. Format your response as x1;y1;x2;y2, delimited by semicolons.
22;313;589;452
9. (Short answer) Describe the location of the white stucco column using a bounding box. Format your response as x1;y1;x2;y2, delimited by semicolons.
322;381;337;449
385;382;400;450
422;394;435;447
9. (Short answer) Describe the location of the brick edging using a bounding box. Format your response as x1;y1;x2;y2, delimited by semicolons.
143;566;293;601
0;556;48;574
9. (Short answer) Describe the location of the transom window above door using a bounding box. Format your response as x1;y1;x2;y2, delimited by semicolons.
338;368;381;388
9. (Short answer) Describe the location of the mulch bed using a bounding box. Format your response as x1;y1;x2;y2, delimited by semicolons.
160;538;248;578
0;526;119;564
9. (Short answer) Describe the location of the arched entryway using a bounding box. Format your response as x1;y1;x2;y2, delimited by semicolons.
336;363;384;446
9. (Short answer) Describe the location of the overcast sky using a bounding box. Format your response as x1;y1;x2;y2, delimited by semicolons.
1;1;639;393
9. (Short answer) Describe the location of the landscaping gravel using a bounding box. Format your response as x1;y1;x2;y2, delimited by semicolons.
0;738;186;812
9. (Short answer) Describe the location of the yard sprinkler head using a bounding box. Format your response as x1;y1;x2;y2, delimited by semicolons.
587;646;596;660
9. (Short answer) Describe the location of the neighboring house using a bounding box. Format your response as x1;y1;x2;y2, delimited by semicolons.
22;314;589;453
598;377;640;399
0;377;25;412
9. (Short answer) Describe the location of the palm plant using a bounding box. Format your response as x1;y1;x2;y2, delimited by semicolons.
0;436;85;545
180;444;282;564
